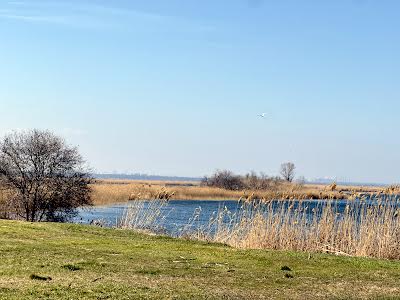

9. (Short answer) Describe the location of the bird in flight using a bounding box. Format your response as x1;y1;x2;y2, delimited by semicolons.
258;113;267;118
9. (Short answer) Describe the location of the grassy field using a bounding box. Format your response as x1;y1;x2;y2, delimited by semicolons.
91;179;393;205
0;220;399;299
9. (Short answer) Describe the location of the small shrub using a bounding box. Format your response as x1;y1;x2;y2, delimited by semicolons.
202;170;285;191
202;170;244;191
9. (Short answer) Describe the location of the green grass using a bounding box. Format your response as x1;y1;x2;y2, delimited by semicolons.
0;220;399;299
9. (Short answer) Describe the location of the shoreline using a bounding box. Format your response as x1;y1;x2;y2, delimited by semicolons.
91;179;396;206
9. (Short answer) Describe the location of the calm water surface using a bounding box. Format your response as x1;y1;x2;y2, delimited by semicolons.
75;200;240;235
74;199;366;235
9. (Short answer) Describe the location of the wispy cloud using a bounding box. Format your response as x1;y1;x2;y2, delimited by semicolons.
0;13;69;24
0;1;216;33
0;1;120;29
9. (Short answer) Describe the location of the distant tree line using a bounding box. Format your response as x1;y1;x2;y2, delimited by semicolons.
201;163;297;191
94;173;201;182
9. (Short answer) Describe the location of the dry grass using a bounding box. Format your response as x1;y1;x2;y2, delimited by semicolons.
115;189;400;260
188;196;400;260
90;179;394;205
91;180;244;205
117;199;169;233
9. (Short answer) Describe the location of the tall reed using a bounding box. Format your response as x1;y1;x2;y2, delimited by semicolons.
117;199;169;234
190;196;400;260
116;192;399;259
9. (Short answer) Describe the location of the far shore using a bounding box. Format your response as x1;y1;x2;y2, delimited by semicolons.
91;179;395;206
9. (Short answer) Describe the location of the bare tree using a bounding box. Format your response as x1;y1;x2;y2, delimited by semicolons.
280;162;296;182
0;130;93;222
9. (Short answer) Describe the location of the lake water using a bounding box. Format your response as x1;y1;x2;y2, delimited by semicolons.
74;199;377;236
75;200;242;235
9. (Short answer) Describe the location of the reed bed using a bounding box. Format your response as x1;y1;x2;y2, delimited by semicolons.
91;181;244;205
117;194;400;260
90;179;391;205
117;199;169;234
189;196;400;260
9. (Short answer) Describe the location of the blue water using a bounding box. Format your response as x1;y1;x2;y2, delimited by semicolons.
75;200;242;235
74;199;352;234
74;197;399;236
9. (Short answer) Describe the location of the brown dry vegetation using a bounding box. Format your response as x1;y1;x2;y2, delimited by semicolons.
90;179;395;205
197;197;400;260
92;180;242;205
118;195;400;260
0;187;14;219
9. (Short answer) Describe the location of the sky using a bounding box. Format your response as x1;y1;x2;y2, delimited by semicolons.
0;0;399;183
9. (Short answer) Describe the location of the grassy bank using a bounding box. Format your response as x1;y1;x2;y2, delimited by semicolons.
91;179;392;205
0;220;399;299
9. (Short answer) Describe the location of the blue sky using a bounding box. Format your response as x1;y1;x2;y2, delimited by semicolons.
0;0;399;183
